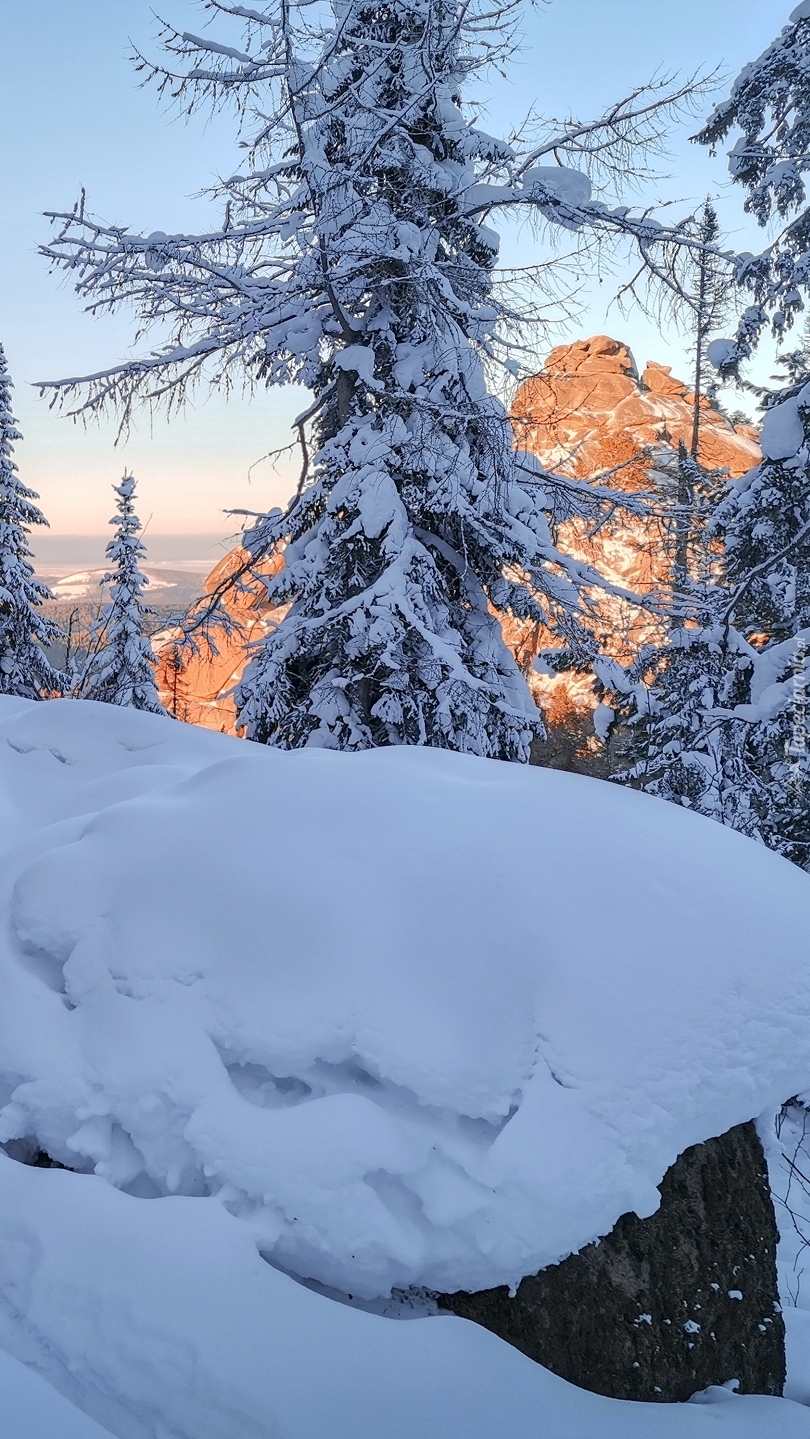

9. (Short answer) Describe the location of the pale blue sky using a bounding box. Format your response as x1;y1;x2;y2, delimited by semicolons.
0;0;793;544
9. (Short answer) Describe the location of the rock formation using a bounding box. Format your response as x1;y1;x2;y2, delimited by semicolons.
439;1121;784;1402
512;334;759;481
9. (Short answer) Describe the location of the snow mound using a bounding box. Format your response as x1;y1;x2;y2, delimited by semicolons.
0;697;809;1301
2;1153;810;1439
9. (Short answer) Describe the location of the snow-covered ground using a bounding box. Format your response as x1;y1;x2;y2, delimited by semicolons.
1;695;810;1436
39;565;209;608
3;1149;810;1439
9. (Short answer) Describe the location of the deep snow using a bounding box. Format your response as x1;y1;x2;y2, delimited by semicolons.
2;697;810;1299
3;1152;810;1439
1;695;810;1436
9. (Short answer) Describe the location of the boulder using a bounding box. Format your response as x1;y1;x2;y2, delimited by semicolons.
439;1121;784;1402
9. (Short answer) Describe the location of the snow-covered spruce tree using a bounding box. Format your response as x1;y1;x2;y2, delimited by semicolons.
666;25;810;863
40;1;710;757
0;342;62;699
79;474;167;714
594;32;810;864
601;398;810;867
599;609;769;844
710;387;810;865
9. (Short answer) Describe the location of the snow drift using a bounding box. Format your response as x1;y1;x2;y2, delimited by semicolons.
3;1150;810;1439
1;696;809;1304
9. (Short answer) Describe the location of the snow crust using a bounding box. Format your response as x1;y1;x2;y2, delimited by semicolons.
2;1152;810;1439
1;697;809;1305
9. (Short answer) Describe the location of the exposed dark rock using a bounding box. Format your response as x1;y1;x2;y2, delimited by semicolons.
438;1121;784;1402
2;1138;74;1171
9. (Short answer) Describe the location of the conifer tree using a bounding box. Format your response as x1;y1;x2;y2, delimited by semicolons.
79;474;167;714
712;386;810;864
40;0;711;758
602;612;766;842
603;395;810;869
598;17;810;864
0;342;62;699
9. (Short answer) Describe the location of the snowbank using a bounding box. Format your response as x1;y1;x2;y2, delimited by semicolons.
2;1152;810;1439
1;697;809;1304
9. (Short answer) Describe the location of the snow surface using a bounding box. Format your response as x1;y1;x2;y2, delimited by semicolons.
2;697;810;1435
2;1151;810;1439
1;697;810;1306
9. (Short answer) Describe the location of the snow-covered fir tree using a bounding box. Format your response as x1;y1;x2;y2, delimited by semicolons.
41;0;711;758
712;385;810;864
602;396;810;869
600;609;767;846
79;474;166;714
0;342;62;699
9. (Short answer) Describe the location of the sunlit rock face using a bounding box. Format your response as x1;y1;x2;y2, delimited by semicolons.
512;335;759;482
155;548;287;733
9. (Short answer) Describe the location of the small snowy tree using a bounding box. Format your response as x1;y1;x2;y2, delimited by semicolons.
0;342;62;699
602;616;766;839
40;1;712;757
79;474;167;714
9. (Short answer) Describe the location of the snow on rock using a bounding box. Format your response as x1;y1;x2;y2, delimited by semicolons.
1;1153;810;1439
0;696;810;1305
761;397;806;461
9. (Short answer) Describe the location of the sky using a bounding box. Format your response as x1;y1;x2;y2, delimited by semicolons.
0;0;794;554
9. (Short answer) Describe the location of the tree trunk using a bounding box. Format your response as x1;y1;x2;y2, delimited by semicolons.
438;1121;784;1402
